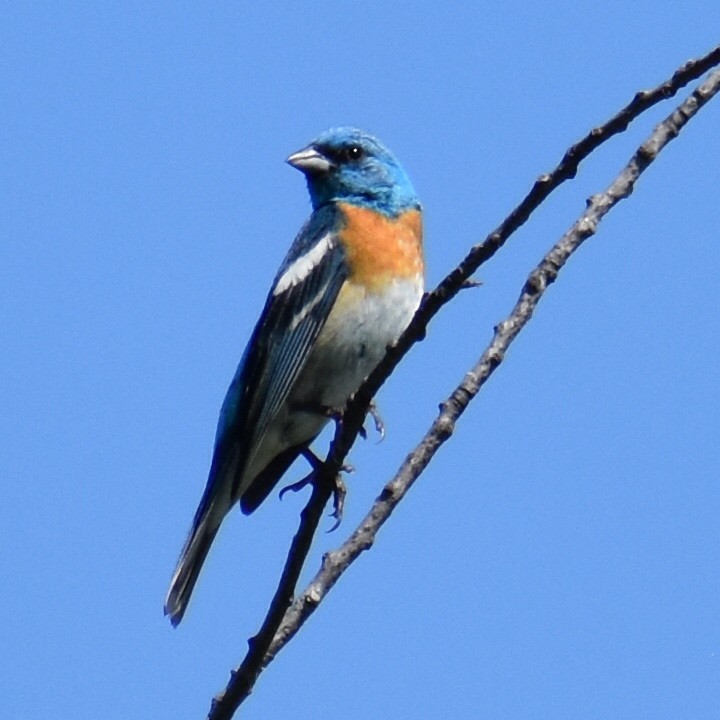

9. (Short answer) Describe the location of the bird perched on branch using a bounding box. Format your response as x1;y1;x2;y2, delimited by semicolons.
165;128;424;626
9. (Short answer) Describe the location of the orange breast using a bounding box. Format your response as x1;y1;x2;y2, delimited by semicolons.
338;203;423;290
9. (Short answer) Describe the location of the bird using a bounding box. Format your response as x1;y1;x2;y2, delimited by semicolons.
164;128;424;626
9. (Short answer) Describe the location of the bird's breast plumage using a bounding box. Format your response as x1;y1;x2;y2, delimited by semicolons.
294;201;424;407
337;202;424;289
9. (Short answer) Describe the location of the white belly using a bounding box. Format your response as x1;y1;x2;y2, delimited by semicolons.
241;276;422;488
296;276;423;408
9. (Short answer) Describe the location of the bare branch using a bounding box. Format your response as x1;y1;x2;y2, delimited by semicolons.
314;45;720;499
264;66;720;671
207;477;334;720
206;45;720;719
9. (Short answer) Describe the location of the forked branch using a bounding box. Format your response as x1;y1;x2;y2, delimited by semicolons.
207;48;720;720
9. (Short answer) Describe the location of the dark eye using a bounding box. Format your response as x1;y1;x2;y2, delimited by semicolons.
317;143;366;166
327;145;364;164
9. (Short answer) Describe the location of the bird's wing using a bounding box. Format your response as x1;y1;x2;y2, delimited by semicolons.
212;204;348;499
165;206;348;624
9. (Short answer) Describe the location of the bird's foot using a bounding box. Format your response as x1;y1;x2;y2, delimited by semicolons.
327;474;347;533
278;449;351;531
278;472;314;501
358;400;385;441
368;400;385;441
299;448;353;474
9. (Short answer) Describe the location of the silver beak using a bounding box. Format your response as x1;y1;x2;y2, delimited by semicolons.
286;146;334;174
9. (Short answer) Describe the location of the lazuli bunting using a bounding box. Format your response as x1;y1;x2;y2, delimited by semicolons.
165;128;424;626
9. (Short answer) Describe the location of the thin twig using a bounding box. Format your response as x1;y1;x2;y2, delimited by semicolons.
207;477;333;720
206;46;720;718
264;66;720;670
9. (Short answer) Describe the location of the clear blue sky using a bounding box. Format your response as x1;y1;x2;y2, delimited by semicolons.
3;3;719;719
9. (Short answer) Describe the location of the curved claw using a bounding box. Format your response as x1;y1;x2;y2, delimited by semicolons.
281;450;350;528
326;475;347;533
368;401;385;443
278;474;313;501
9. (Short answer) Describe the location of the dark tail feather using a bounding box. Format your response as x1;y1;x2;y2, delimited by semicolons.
240;444;304;515
164;502;222;627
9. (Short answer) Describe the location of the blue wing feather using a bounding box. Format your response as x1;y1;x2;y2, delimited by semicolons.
210;203;347;499
164;206;348;625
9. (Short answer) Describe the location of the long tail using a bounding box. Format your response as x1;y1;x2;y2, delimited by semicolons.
164;493;224;627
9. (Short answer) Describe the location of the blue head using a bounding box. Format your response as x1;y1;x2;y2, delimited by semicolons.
287;128;420;218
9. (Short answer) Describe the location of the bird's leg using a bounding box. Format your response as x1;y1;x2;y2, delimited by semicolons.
300;447;353;475
302;447;322;470
278;448;351;531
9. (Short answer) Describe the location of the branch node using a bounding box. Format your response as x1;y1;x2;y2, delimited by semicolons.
435;416;454;441
486;347;506;366
461;277;483;289
636;143;655;163
524;270;546;295
576;218;596;239
378;484;394;503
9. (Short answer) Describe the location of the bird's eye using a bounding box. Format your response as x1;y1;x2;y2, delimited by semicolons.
336;145;364;163
318;144;366;165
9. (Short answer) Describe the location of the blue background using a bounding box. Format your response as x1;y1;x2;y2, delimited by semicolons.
2;3;719;718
